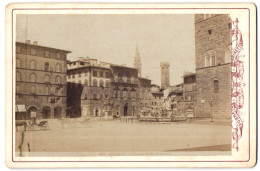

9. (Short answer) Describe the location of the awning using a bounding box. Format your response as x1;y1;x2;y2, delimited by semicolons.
15;105;27;112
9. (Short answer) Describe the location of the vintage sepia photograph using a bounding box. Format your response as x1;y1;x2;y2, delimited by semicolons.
14;13;233;156
5;3;256;168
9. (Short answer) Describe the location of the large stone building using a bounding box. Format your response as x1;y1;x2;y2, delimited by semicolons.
160;62;170;89
66;56;152;118
15;41;71;120
194;14;232;120
66;57;111;118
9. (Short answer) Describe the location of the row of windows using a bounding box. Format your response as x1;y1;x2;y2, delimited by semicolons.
114;90;137;99
184;85;196;92
93;71;110;78
84;94;109;100
69;71;110;79
152;101;163;106
16;59;63;72
16;85;63;96
203;46;231;68
16;72;62;84
69;79;110;87
16;45;64;60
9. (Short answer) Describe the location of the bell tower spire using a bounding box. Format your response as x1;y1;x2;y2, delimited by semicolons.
134;45;142;77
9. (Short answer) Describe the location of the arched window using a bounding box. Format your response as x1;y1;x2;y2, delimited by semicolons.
84;79;88;86
44;75;50;82
16;72;21;81
30;73;37;82
100;80;104;87
56;64;62;72
44;62;50;71
30;86;37;94
224;45;231;63
105;80;110;87
93;79;97;86
213;80;219;93
16;59;21;68
16;84;21;93
44;86;49;95
30;60;36;69
55;76;61;84
204;50;216;67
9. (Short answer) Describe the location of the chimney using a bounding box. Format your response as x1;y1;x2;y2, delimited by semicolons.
33;41;38;45
25;40;30;44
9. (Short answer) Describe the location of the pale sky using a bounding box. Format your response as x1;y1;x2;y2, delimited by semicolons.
16;14;195;86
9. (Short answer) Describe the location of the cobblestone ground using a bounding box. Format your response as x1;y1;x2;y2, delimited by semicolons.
15;119;231;156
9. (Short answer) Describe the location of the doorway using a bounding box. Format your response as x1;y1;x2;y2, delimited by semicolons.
124;103;128;116
42;107;51;119
54;107;61;118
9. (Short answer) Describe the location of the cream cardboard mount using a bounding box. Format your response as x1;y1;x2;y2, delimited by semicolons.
5;3;256;168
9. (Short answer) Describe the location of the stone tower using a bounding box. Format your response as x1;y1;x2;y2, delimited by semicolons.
160;62;170;89
194;14;232;119
134;45;142;77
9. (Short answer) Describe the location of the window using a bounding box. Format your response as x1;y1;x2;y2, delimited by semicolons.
214;80;219;93
44;87;49;95
50;52;56;58
100;94;103;99
57;53;61;59
44;51;49;57
105;72;110;78
123;90;128;99
80;62;84;65
31;48;36;55
93;94;97;99
30;60;36;69
44;75;50;82
100;71;103;77
100;80;104;87
208;29;212;35
44;62;50;71
30;73;37;82
56;76;61;84
16;84;21;93
16;59;21;68
78;72;81;77
84;93;87;99
204;50;216;67
55;88;59;95
84;79;88;86
16;72;21;81
16;45;21;53
30;86;36;94
105;80;110;87
56;64;62;72
72;73;75;78
93;71;97;77
93;79;97;86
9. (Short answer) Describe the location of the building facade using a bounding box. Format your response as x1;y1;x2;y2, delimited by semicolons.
194;14;232;120
15;41;71;120
160;62;170;89
66;57;152;118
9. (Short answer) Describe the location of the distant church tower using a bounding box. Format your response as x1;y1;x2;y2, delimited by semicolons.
160;62;170;89
134;45;142;77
